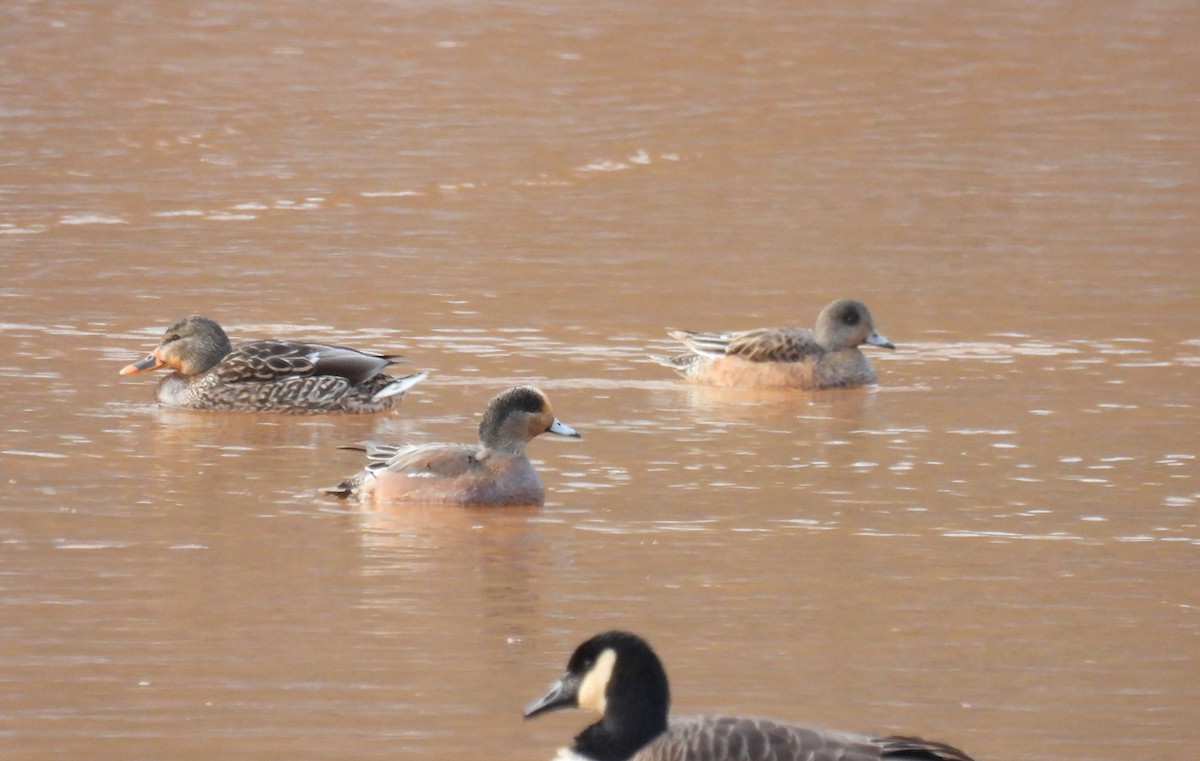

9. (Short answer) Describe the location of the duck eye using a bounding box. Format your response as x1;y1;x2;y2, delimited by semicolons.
841;310;859;326
166;333;181;343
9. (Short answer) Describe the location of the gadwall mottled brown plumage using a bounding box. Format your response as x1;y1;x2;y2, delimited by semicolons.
120;315;425;414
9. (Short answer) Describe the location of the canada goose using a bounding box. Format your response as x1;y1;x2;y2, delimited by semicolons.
651;298;894;390
525;630;976;761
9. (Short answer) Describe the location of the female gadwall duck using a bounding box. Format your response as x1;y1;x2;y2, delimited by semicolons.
653;298;894;390
526;630;976;761
326;385;580;506
119;314;426;414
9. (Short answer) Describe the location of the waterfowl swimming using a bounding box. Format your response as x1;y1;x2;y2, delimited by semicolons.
653;298;894;390
525;630;976;761
119;314;426;414
326;385;580;506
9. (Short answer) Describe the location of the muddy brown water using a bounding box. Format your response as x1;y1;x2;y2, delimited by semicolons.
2;2;1198;760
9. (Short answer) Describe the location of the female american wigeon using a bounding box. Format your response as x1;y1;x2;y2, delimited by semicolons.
526;630;976;761
652;298;894;390
119;314;426;414
326;385;581;506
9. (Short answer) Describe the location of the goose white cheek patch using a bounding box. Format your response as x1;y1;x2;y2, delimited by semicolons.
577;648;617;714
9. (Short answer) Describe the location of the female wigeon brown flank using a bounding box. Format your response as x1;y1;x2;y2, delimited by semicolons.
652;298;894;390
119;314;426;414
326;385;580;506
526;630;976;761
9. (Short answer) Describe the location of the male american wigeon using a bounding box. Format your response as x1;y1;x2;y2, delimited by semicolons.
652;298;894;390
119;314;426;414
326;385;581;506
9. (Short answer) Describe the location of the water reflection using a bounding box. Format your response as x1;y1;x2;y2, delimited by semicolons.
2;2;1198;760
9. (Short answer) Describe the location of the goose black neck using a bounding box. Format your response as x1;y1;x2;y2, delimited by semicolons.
573;635;671;761
574;700;668;761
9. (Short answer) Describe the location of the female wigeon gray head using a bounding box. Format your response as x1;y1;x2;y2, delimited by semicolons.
812;299;893;352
